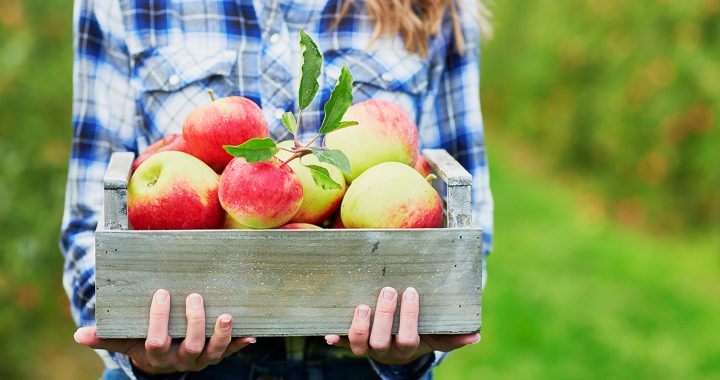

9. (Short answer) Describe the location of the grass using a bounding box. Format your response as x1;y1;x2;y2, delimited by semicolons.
436;131;720;379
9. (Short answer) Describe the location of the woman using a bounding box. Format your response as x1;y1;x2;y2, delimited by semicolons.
64;0;493;378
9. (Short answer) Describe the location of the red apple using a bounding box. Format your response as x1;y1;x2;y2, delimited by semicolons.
133;134;189;172
278;223;322;229
324;99;419;182
414;154;432;177
183;95;269;172
219;157;304;229
128;151;224;230
223;214;250;229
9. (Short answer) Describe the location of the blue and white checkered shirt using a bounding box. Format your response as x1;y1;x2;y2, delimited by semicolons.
62;0;493;378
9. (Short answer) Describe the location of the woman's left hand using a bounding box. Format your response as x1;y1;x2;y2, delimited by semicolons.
324;287;480;365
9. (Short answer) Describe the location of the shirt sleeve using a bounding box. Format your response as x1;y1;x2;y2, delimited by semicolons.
61;0;139;377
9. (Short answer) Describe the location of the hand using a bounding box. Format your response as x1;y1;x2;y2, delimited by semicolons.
324;287;479;365
74;289;256;374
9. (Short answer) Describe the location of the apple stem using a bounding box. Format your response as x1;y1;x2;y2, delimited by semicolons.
280;148;312;168
425;173;437;183
207;89;217;102
304;133;321;149
294;112;302;147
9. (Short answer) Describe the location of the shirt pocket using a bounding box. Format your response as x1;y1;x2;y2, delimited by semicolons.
132;45;239;140
322;48;430;123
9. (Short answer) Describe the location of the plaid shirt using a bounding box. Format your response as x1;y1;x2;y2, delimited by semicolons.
62;0;493;378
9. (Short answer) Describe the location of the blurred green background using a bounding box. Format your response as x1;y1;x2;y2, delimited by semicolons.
0;0;718;379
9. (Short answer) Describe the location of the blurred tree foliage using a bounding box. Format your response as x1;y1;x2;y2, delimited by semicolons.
481;0;720;232
0;0;74;378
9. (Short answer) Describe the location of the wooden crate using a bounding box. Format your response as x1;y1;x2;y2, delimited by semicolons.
95;149;482;338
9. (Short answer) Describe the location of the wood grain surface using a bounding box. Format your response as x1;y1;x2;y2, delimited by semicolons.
96;229;482;338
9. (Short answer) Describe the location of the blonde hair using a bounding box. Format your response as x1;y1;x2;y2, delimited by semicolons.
336;0;492;56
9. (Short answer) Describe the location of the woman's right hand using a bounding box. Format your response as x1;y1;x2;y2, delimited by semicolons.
74;289;255;374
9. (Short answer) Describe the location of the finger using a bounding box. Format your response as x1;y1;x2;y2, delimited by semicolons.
74;327;138;353
424;333;480;352
177;293;207;366
395;287;420;358
197;314;233;366
324;334;349;348
222;337;257;358
145;289;172;366
348;305;371;356
369;287;397;355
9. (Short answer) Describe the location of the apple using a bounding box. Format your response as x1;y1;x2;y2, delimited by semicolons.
133;134;189;172
332;216;345;229
341;162;443;228
183;95;269;172
275;141;346;224
223;214;250;229
278;223;322;229
219;157;303;229
414;154;432;177
128;151;225;230
324;99;419;182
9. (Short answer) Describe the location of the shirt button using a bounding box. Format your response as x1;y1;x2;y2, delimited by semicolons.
381;73;393;82
273;108;284;119
269;33;280;44
168;75;181;86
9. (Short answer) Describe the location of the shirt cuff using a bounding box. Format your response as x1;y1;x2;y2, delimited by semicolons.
368;351;442;380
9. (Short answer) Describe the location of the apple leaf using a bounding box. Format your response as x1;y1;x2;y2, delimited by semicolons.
305;164;342;190
334;120;359;131
282;112;297;136
298;29;323;111
223;138;279;163
319;64;354;135
312;149;351;175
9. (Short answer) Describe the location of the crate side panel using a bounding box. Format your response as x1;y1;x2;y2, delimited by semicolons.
95;229;482;338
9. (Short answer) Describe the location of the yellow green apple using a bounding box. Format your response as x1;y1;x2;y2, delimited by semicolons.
275;140;346;224
324;99;419;182
341;162;443;228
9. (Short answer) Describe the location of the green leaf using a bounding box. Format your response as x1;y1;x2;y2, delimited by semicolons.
305;164;342;190
223;138;279;163
335;120;359;131
298;29;323;110
312;149;351;175
282;112;297;136
319;64;354;135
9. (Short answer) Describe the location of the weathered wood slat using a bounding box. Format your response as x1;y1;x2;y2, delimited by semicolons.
95;229;483;338
103;152;134;230
423;149;473;228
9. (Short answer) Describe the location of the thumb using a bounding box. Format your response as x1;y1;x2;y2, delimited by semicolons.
423;333;480;352
74;326;138;354
324;334;350;348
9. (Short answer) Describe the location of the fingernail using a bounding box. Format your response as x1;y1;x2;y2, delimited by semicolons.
188;294;202;309
358;305;370;320
472;334;481;344
155;289;169;305
383;287;396;301
404;287;417;302
325;337;333;345
220;315;232;329
249;338;257;344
